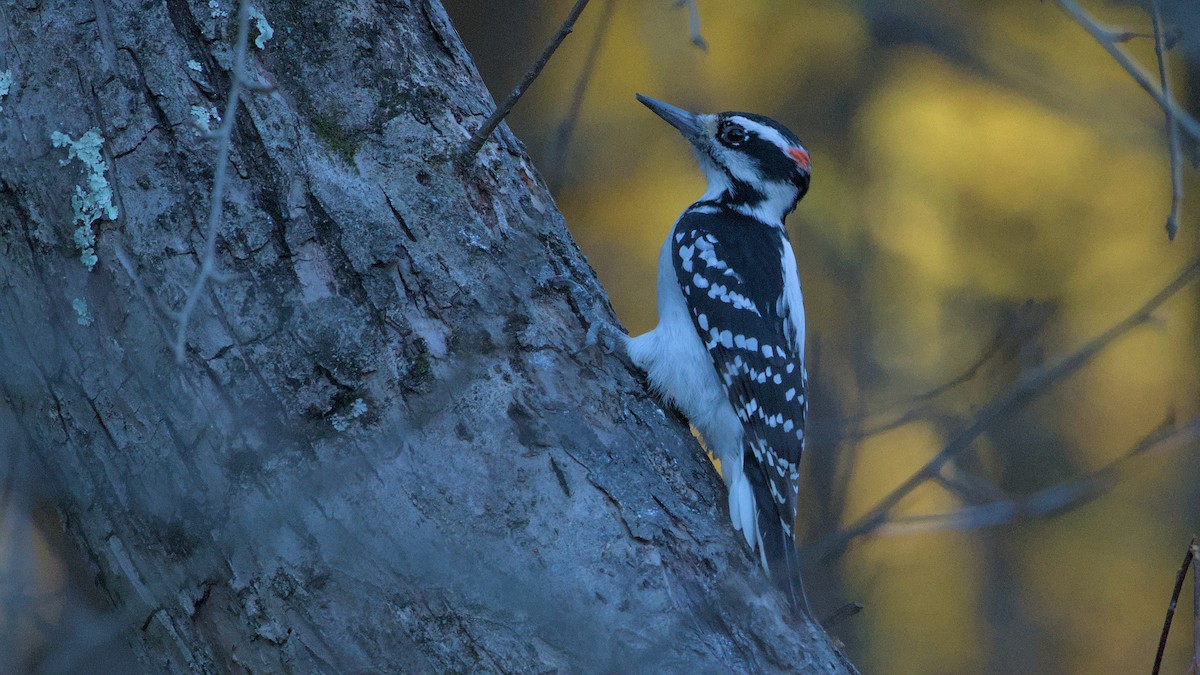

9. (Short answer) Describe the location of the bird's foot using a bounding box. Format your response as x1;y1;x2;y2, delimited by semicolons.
577;320;625;359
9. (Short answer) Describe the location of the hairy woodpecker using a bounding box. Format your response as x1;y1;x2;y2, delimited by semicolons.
625;94;811;602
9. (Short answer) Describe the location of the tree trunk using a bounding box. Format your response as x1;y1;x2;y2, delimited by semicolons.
0;1;856;672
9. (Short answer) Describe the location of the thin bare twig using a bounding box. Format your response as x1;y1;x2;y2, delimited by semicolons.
460;0;592;162
1056;0;1200;143
821;602;863;629
932;465;1015;504
809;259;1200;562
171;0;254;363
1150;0;1183;240
1193;539;1200;674
674;0;708;51
548;0;615;188
1154;536;1197;675
810;318;1015;445
1109;29;1156;42
813;301;1057;446
878;417;1199;536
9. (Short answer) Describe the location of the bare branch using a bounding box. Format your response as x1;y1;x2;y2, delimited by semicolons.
1056;0;1200;143
171;0;254;363
548;0;615;188
459;0;592;162
1194;538;1200;675
1108;29;1155;42
1057;0;1196;240
674;0;708;51
877;417;1200;536
821;602;863;629
931;466;1011;505
809;259;1200;562
1154;536;1197;675
813;301;1058;447
1056;0;1200;148
1150;0;1183;240
811;314;1017;445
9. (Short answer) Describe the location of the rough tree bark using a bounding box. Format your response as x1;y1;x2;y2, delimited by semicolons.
0;1;857;672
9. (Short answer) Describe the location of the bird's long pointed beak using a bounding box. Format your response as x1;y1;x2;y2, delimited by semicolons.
636;94;704;143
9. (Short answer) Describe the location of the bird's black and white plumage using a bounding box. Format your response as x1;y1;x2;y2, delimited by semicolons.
625;95;811;602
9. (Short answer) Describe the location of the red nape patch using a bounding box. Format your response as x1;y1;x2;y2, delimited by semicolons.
786;147;810;171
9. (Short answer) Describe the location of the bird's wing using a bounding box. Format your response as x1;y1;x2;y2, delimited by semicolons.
672;211;808;536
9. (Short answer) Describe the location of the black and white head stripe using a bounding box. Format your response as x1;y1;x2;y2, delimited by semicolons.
715;115;810;184
672;208;808;536
688;112;811;223
724;114;801;149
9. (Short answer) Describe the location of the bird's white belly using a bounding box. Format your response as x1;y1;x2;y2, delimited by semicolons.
622;224;771;559
624;234;744;472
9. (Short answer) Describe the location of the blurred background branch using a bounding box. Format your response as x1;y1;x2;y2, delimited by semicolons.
810;303;1048;445
548;0;615;189
810;258;1200;562
675;0;708;51
879;416;1199;536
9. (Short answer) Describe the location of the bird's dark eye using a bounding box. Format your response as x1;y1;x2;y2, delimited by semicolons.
720;125;749;146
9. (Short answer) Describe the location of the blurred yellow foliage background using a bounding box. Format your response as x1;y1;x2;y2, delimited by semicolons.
449;0;1199;672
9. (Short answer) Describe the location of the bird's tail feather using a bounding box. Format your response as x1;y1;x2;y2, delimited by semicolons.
744;450;811;618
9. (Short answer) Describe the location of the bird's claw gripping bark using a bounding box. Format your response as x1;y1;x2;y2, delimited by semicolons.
578;320;624;358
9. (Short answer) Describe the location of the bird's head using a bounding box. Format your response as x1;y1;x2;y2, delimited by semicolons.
637;94;811;222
